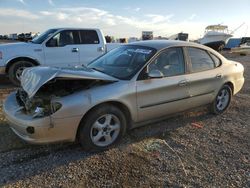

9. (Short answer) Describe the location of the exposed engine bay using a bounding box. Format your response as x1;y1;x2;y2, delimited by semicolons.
16;78;108;118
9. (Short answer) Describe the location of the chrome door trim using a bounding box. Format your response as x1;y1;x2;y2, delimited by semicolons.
140;90;214;109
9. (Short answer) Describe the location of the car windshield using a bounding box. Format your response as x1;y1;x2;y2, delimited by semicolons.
31;29;58;44
87;45;156;80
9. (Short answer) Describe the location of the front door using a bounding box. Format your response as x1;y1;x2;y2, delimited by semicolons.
44;30;80;67
136;47;190;122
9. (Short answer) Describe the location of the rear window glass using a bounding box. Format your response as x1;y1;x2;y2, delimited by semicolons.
210;53;221;67
187;47;215;72
80;30;100;44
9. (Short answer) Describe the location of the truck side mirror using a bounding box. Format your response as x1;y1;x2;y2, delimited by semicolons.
46;38;58;47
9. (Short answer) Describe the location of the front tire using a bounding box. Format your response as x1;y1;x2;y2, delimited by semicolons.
8;60;34;86
210;85;232;114
78;104;127;151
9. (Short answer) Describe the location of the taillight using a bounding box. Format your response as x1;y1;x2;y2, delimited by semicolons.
0;51;2;59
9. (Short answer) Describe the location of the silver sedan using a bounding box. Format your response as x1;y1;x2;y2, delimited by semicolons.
3;40;245;150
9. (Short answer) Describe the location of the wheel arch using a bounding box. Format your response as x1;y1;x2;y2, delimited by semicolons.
224;81;234;95
5;57;40;73
76;101;132;141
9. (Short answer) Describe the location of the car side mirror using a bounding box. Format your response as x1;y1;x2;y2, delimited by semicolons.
46;38;58;47
148;69;164;78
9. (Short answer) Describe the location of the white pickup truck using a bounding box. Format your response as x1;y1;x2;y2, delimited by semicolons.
0;28;120;85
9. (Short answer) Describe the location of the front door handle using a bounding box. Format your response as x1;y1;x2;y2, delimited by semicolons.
72;48;79;52
178;80;188;86
216;74;222;78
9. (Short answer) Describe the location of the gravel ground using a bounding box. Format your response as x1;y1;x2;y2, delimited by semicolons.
0;52;249;187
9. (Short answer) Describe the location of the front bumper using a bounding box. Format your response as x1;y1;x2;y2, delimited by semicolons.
0;66;6;75
3;92;82;144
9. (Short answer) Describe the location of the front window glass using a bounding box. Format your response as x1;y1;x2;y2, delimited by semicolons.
31;29;58;44
149;47;185;77
46;30;79;47
88;45;156;80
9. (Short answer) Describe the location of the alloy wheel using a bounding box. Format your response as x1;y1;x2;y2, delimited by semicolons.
90;114;121;147
216;88;230;111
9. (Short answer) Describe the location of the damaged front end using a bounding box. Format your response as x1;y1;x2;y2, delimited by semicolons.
16;78;111;118
16;88;57;118
4;66;119;143
15;66;118;119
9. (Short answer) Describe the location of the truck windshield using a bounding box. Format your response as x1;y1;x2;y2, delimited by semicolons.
31;29;58;44
88;45;156;80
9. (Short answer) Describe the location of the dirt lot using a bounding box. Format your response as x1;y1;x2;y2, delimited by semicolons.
0;52;249;187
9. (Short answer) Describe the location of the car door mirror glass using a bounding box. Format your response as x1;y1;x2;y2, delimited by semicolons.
148;69;164;78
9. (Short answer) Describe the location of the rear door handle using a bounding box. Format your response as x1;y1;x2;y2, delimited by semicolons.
216;74;222;78
72;48;79;52
178;80;188;86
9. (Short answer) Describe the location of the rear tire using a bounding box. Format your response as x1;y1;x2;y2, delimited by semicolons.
8;60;34;86
78;104;127;151
210;85;232;114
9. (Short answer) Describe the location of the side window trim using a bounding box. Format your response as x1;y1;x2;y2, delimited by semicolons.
207;52;216;68
73;30;80;44
79;30;84;44
183;47;191;74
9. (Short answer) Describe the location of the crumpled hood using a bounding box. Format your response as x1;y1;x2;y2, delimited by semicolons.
21;66;118;98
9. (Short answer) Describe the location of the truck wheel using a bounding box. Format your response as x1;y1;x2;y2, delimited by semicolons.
8;60;34;86
78;104;127;151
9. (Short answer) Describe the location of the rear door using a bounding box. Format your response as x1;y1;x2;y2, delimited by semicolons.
136;47;190;122
44;30;80;67
79;30;105;66
184;47;223;107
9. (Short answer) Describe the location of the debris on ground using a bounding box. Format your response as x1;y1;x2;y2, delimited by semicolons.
191;122;204;128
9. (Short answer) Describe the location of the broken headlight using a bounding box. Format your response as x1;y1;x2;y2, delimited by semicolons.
32;102;62;118
33;107;45;118
51;102;62;114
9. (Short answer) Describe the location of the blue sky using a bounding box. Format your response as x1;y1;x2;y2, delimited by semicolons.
0;0;249;39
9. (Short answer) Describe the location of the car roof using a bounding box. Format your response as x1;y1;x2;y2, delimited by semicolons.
129;40;206;51
126;40;227;62
52;28;99;31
